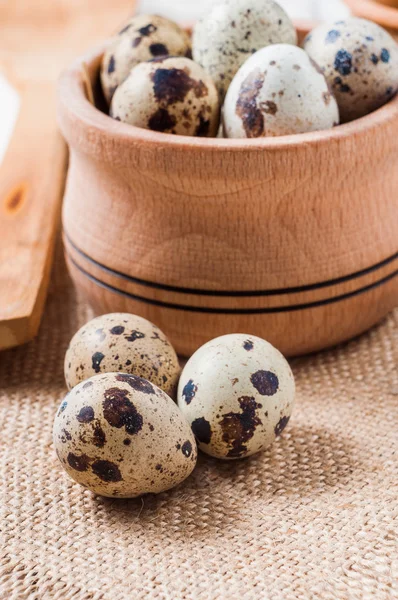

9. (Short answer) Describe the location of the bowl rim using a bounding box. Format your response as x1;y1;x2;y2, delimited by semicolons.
57;24;398;153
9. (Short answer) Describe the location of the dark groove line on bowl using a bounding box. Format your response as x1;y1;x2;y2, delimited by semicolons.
64;232;398;298
66;252;398;315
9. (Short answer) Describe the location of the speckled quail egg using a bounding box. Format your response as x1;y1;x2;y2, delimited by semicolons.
54;373;197;498
101;14;191;103
110;56;220;136
224;44;339;138
304;18;398;122
193;0;297;100
64;313;180;398
177;334;295;460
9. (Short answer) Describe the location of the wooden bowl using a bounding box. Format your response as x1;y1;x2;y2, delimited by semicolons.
57;26;398;357
346;0;398;36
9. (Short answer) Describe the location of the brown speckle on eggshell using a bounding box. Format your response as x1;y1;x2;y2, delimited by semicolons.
192;0;297;100
177;334;295;460
224;44;339;138
64;313;180;399
110;56;220;137
54;373;197;498
100;14;191;103
304;18;398;122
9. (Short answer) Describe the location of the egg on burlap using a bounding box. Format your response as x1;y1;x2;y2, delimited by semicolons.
54;373;197;498
64;313;180;399
177;334;295;460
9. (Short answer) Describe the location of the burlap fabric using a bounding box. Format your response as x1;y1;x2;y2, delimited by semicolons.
0;242;397;600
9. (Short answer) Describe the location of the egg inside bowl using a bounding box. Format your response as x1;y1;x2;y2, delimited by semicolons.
58;22;398;357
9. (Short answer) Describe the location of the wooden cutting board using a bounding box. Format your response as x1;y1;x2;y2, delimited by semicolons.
0;0;135;351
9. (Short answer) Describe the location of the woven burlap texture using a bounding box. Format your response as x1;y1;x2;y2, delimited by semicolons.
0;245;397;600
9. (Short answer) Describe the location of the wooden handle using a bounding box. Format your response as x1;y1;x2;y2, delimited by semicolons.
376;0;398;8
0;0;136;350
0;82;67;350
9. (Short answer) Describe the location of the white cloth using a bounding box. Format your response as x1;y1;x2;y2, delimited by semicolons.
0;74;20;166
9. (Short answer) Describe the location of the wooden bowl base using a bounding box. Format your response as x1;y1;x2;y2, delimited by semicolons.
65;236;397;356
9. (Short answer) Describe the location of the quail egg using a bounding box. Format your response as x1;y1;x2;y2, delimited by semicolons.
193;0;297;100
101;14;191;103
110;56;220;136
223;44;339;138
64;313;180;398
54;373;197;497
177;334;295;460
304;18;398;122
